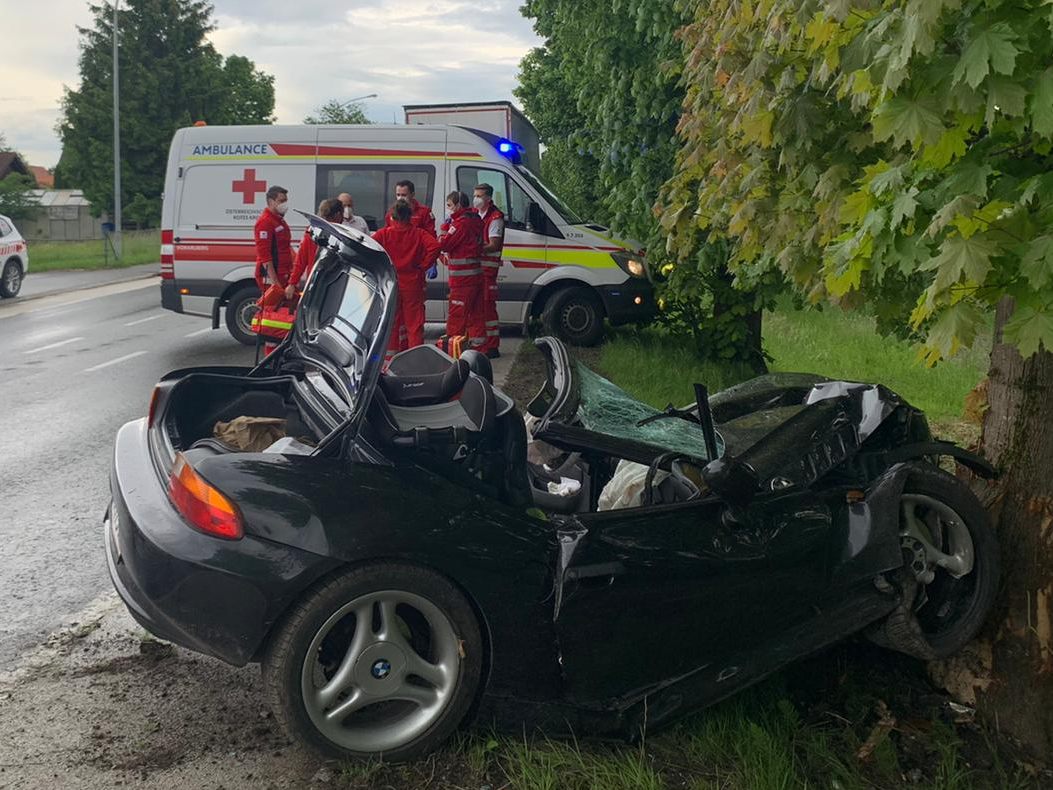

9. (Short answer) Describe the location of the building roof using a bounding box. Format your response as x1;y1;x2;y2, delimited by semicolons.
28;166;54;188
0;152;30;180
26;189;93;208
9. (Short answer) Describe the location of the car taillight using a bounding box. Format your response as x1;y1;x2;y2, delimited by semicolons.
147;385;161;427
168;453;243;540
161;229;174;280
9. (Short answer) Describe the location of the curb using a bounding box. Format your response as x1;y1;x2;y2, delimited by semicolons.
4;269;159;306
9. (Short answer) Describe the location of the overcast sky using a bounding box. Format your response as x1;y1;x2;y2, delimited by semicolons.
1;0;543;168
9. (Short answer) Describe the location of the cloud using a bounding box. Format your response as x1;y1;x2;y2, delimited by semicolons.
2;0;543;168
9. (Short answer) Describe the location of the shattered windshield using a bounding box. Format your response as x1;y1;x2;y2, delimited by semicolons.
575;363;725;461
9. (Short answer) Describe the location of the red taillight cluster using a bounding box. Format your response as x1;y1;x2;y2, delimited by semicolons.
168;453;243;540
147;385;161;427
160;229;174;280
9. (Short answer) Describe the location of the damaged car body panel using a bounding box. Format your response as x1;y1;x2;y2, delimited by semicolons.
106;224;1000;761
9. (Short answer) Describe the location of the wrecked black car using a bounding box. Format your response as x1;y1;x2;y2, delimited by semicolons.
105;217;999;762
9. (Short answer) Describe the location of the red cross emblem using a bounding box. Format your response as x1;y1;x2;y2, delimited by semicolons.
232;168;267;205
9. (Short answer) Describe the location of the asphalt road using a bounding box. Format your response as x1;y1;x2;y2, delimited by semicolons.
0;281;254;670
0;279;522;672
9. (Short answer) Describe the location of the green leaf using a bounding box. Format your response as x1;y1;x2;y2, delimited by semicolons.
1021;236;1053;289
1003;304;1053;357
1031;67;1053;138
920;234;996;293
951;22;1021;89
921;125;969;167
869;163;906;195
986;76;1028;128
921;300;986;365
891;186;920;228
872;94;944;149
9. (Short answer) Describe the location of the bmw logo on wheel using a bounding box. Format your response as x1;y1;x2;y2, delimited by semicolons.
371;659;391;680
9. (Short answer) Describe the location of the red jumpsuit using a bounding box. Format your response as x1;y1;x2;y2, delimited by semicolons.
478;204;505;354
289;229;318;288
385;199;437;237
253;208;293;291
439;207;485;346
372;223;441;358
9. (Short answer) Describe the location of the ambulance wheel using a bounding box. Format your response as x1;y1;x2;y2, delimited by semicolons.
542;286;605;347
226;284;260;346
0;260;22;298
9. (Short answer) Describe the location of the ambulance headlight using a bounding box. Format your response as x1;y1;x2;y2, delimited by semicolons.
611;251;648;279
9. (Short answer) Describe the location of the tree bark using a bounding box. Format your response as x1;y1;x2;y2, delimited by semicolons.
932;297;1053;755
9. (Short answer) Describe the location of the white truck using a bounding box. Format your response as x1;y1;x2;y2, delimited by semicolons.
159;119;654;346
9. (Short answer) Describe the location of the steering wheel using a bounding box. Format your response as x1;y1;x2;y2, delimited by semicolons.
642;452;703;506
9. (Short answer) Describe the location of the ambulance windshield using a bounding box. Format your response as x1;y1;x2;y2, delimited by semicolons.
516;165;583;225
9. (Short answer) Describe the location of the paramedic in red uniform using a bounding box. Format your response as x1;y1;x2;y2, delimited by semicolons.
385;180;436;236
373;200;442;359
439;191;485;347
254;185;294;293
474;183;505;358
286;198;344;299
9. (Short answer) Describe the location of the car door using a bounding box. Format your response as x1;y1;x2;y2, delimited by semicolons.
552;490;837;703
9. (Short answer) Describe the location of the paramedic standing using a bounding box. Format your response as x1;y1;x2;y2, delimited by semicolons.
439;191;486;348
475;183;505;358
373;201;442;359
254;186;294;293
385;180;436;236
286;198;345;299
337;192;369;233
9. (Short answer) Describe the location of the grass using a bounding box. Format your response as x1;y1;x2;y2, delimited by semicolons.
596;302;988;428
28;229;159;272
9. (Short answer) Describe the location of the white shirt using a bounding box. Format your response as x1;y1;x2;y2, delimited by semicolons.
343;215;369;234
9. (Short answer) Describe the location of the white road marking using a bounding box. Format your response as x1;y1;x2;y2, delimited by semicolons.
24;336;85;354
124;314;163;327
0;278;156;321
83;351;148;373
184;327;215;337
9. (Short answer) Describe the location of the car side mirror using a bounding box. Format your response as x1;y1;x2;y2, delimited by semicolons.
527;202;545;233
702;456;759;506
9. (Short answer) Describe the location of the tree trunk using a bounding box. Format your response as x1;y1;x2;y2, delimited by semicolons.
932;297;1053;755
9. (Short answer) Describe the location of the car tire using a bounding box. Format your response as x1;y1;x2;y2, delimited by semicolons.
262;563;483;762
871;466;1000;660
225;284;260;346
0;260;23;298
541;286;605;347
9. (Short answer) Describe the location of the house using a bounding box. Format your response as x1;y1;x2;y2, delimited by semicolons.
0;152;31;181
28;166;54;188
17;190;104;241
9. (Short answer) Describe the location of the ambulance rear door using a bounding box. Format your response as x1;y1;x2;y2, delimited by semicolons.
315;125;447;323
173;126;318;315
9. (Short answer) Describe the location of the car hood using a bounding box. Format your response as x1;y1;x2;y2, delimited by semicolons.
256;213;397;440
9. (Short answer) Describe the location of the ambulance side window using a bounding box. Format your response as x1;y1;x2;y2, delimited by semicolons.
317;166;435;231
457;167;559;237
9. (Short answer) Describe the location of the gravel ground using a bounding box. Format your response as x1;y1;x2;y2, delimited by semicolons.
0;595;334;789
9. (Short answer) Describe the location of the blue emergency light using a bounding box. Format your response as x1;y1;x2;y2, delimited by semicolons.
498;141;515;154
496;138;522;162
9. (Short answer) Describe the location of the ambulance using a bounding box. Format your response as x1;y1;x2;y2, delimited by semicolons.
159;122;655;346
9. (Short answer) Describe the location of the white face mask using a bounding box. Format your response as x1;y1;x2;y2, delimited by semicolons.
275;202;289;216
343;206;353;219
472;196;485;209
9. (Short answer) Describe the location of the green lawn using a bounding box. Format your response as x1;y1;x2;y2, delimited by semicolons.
598;303;987;426
29;229;159;272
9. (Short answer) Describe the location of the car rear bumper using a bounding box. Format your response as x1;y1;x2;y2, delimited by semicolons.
106;418;333;666
597;279;657;326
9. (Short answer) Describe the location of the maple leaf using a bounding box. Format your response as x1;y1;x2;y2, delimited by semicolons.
1003;304;1053;358
1021;236;1053;290
1031;67;1053;138
921;300;986;365
872;94;944;149
891;186;920;228
868;162;906;195
920;124;970;168
920;234;996;294
986;76;1028;127
951;22;1021;89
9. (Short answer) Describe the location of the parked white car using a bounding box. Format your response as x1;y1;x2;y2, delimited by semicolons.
0;214;28;298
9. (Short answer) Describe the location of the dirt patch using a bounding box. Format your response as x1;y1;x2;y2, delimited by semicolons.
501;337;603;411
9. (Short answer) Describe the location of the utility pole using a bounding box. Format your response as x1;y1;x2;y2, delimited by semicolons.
112;0;122;258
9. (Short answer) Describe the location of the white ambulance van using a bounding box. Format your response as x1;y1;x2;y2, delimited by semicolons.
159;123;654;345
